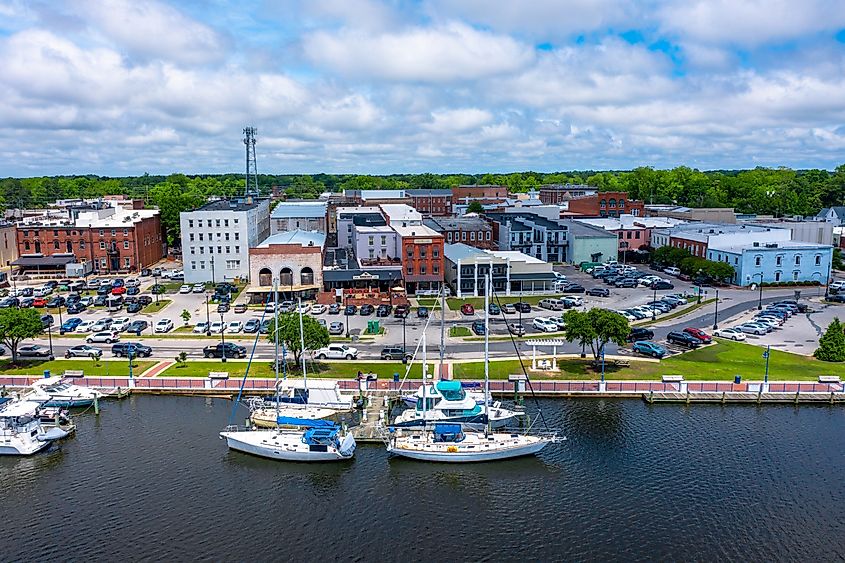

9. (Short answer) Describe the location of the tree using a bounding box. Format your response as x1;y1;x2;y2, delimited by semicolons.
466;200;484;214
652;246;692;267
563;309;630;363
833;248;844;272
0;308;45;363
180;309;191;325
815;318;845;362
266;312;329;367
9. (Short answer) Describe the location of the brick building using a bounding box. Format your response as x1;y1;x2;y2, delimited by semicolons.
15;203;164;274
451;185;509;206
406;189;453;216
247;230;324;301
392;224;445;294
423;216;494;249
538;184;597;205
566;191;644;218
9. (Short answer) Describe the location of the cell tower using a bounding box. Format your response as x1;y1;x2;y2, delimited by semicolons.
243;126;259;197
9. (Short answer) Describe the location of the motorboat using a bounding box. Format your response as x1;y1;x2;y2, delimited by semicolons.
0;399;72;455
393;380;523;428
248;379;355;427
220;417;356;462
29;377;103;408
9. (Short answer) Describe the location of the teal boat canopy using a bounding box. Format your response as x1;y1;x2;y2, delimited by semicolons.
276;416;336;428
436;380;465;401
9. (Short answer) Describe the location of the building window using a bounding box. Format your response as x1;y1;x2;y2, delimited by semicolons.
626;231;632;239
226;246;230;253
407;247;413;257
53;240;59;250
189;220;194;228
816;254;822;266
433;263;439;274
420;264;426;275
200;247;204;254
53;230;58;237
776;255;782;266
123;241;129;249
80;240;85;249
123;228;128;236
189;234;194;242
234;219;239;224
462;232;467;241
200;261;205;269
775;271;781;282
795;255;801;266
99;229;104;236
124;257;130;268
66;241;72;252
234;232;239;240
199;233;204;241
101;258;107;268
225;233;230;241
619;200;625;208
190;246;195;255
111;229;116;236
216;219;221;227
600;199;606;208
218;246;222;253
369;249;375;258
635;231;641;239
793;271;799;281
420;248;427;259
368;236;374;246
381;235;387;246
235;246;240;253
486;231;491;241
24;241;30;250
224;219;229;227
99;241;105;250
755;256;761;267
609;198;616;208
433;248;439;258
191;261;196;270
447;232;452;242
470;232;476;241
407;266;413;275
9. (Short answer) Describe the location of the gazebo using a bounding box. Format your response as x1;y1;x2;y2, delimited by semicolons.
527;339;569;371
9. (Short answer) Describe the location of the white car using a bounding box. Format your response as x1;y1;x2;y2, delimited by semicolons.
179;284;192;294
553;272;567;281
713;327;747;341
314;344;359;360
618;311;637;322
125;278;140;288
154;319;174;333
33;286;53;297
86;279;102;290
75;320;97;333
100;279;113;287
830;280;845;291
296;303;311;314
532;317;559;333
310;304;327;315
209;321;225;333
86;331;120;344
227;321;243;333
91;319;113;332
753;317;781;329
736;323;767;335
193;322;209;334
663;267;681;276
191;283;205;294
110;317;132;332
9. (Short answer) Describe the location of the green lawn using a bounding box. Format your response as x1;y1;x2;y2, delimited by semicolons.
449;326;471;337
0;359;155;377
143;299;171;313
160;360;425;379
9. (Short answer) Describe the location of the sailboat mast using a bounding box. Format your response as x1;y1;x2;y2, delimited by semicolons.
438;283;445;380
298;296;307;389
274;280;280;421
421;328;427;423
484;272;491;435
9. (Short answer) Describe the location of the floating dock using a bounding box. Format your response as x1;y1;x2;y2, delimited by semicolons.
643;391;845;404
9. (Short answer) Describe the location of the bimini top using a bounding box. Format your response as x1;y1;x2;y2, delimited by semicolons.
433;424;464;443
303;426;340;446
436;380;465;401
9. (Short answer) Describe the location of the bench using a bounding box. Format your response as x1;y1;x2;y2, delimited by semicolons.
818;375;841;383
613;359;630;368
662;375;684;383
208;371;229;380
63;370;84;378
590;359;630;369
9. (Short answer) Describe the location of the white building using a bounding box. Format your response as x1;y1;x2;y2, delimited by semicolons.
444;243;557;297
380;204;422;227
180;197;270;284
270;201;327;234
335;206;386;249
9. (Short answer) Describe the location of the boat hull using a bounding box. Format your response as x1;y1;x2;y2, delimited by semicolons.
43;399;94;408
0;440;51;456
220;431;354;462
392;413;516;429
388;435;551;463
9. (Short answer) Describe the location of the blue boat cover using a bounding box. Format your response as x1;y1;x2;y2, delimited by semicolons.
436;380;465;401
434;423;462;435
303;426;340;445
276;416;337;428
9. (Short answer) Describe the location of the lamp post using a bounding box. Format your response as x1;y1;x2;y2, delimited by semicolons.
46;321;54;360
652;284;657;320
211;255;215;285
755;272;763;310
518;284;523;338
402;312;407;355
712;289;720;330
344;294;350;338
127;343;135;382
219;312;226;363
825;251;833;300
153;273;159;303
763;345;770;384
205;293;211;336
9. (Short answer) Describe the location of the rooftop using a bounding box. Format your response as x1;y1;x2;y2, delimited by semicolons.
195;197;269;213
558;219;618;238
391;224;442;238
444;243;547;265
355;189;407;200
380;204;423;223
710;240;832;253
658;222;788;242
336;206;382;216
424;216;490;231
406;189;452;197
485;212;567;231
270;201;327;219
255;230;325;249
575;215;685;231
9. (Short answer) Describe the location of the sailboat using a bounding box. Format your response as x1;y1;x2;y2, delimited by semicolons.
221;282;356;462
386;277;559;462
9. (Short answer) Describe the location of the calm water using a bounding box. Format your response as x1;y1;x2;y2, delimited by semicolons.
2;396;844;561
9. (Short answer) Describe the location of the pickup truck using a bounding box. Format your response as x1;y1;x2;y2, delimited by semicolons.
111;342;153;357
314;344;359;360
203;342;247;359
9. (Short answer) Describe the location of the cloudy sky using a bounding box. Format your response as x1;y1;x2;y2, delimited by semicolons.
2;0;845;176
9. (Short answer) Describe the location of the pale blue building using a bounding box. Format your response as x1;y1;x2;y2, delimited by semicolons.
707;240;832;287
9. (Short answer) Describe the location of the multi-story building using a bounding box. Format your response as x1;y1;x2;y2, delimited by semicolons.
180;197;270;283
248;230;324;301
741;217;834;246
423;216;494;249
645;205;737;224
14;202;164;274
392;224;445;294
485;213;568;262
343;189;412;206
451;185;509;207
353;225;400;265
444;243;557;297
406;189;452;216
651;223;790;258
380;204;422;227
538;184;597;205
0;222;19;271
707;240;833;287
565;191;644;218
270;201;327;234
558;220;619;265
335;206;386;249
575;216;685;252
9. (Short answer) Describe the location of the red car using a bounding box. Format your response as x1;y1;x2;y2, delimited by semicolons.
111;286;127;295
683;327;712;344
460;303;475;315
32;298;47;308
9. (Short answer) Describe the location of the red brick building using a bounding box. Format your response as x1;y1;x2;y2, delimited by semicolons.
538;184;597;205
451;185;509;207
406;189;452;216
668;235;708;258
566;191;644;218
16;205;165;274
392;224;445;294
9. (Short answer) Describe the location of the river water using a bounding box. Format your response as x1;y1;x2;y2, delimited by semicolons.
2;396;844;561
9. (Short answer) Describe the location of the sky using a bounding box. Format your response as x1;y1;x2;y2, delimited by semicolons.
1;0;845;177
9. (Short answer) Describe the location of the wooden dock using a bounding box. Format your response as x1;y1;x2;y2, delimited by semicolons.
643;391;845;404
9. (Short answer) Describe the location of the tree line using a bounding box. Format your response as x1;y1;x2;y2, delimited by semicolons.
2;165;844;244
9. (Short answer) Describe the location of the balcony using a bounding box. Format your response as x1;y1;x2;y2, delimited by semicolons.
358;256;401;267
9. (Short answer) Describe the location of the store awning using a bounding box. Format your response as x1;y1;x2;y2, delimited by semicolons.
323;269;402;283
12;255;76;268
245;284;320;293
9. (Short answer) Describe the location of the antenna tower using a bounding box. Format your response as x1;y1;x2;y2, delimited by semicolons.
243;126;259;197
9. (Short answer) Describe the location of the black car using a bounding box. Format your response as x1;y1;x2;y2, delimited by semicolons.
141;269;152;277
587;287;610;297
138;295;153;306
328;303;340;314
417;306;429;318
126;286;140;295
44;280;59;289
94;295;109;307
488;303;501;315
0;297;18;308
360;304;374;316
650;280;675;290
471;320;486;335
40;314;54;328
126;302;143;314
827;294;845;303
561;283;586;293
204;342;247;359
614;278;638;288
217;303;230;313
376;304;392;317
96;285;111;295
66;293;81;304
19;287;33;297
344;304;357;315
112;342;153;357
20;298;34;308
46;296;65;308
513;302;531;313
67;302;86;314
380;347;411;361
394;305;409;318
627;327;654;342
126;320;148;335
667;331;701;348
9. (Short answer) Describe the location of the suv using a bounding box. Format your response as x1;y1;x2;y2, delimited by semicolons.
587;287;610;297
126;320;149;335
112;342;153;357
203;342;247;359
667;331;701;348
393;304;409;318
380;347;411;361
360;304;375;316
532;317;559;332
243;319;261;333
471;320;486;335
314;344;359;360
627;327;654;342
512;302;531;313
328;321;344;335
650;280;675;290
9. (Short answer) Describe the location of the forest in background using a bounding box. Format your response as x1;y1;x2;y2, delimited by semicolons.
2;165;844;244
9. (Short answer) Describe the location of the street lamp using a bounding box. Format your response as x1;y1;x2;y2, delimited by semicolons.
755;272;764;310
219;312;226;363
211;255;216;285
153;273;159;303
205;293;211;336
825;251;833;300
46;321;54;360
402;312;407;355
344;294;350;338
713;289;720;330
652;283;657;320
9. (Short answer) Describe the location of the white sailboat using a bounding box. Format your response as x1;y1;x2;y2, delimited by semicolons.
222;282;356;462
29;376;103;408
386;278;559;462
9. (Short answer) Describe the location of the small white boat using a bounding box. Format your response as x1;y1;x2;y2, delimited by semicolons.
0;400;71;455
249;404;346;428
30;377;103;408
248;379;354;428
386;424;554;462
393;380;523;428
220;417;356;462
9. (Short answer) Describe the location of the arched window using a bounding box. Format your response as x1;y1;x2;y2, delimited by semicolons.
794;254;801;266
300;267;314;286
280;267;293;287
619;199;625;208
258;268;272;287
599;199;607;208
608;198;616;208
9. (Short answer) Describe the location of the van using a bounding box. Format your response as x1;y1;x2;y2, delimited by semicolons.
539;298;566;311
663;267;681;277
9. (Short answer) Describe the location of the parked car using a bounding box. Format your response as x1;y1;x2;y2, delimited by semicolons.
539;298;566;311
311;304;327;315
663;267;681;276
203;342;247;359
75;320;97;333
614;278;638;288
632;341;666;358
125;278;140;288
243;319;261;333
471;320;486;335
32;297;47;308
60;317;82;334
650;280;675;290
417;306;429;318
111;286;126;296
46;296;65;308
96;285;111;296
587;287;610;297
460;303;475;315
154;319;174;333
112;342;153;357
87;331;120;344
683;327;712;344
344;304;358;316
360;304;375;316
328;321;344;335
736;322;768;335
512;302;531;313
126;302;143;314
126;320;148;335
627;327;654;342
193;322;209;334
208;321;225;334
501;303;516;314
65;345;103;358
380;347;411;361
488;303;501;315
279;301;294;313
314;344;359;360
18;344;52;358
217;303;230;313
91;319;113;332
667;331;701;348
111;318;132;332
713;327;747;341
40;314;54;328
376;304;392;317
234;303;248;314
507;323;526;336
561;283;586;293
179;284;192;294
532;317;559;333
138;296;153;306
191;283;205;294
328;303;341;315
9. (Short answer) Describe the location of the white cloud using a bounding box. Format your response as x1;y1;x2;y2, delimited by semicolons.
303;22;534;82
425;108;493;133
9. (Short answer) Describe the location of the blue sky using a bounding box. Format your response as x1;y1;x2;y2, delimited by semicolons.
0;0;844;176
